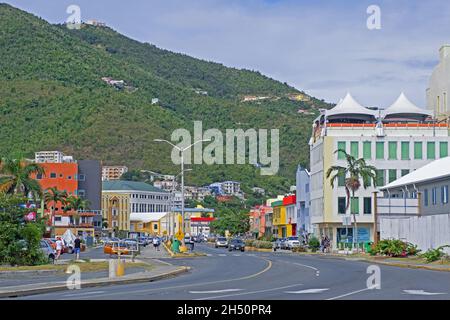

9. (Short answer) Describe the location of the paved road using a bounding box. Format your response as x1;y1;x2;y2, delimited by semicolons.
10;244;450;300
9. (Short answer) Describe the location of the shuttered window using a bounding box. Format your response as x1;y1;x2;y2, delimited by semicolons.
388;169;397;183
351;142;359;158
414;142;423;159
388;142;397;160
337;142;346;159
401;142;410;160
376;170;385;187
376;142;384;159
427;142;436;159
440;142;448;158
363;141;371;160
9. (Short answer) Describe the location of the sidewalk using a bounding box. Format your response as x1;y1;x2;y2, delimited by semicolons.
0;257;189;298
139;245;171;259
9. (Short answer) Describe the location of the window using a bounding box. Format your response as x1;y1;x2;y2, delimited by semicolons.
54;216;62;222
78;174;86;181
432;188;437;205
337;142;346;159
36;174;43;180
388;142;397;160
414;142;423;160
442;186;449;204
376;170;385;187
388;169;397;183
350;198;359;214
338;172;346;187
376;142;384;159
363;141;371;160
424;189;429;206
440;142;448;158
50;173;57;178
351;142;359;158
78;190;85;198
427;142;436;160
338;197;346;214
363;197;372;214
401;142;410;160
68;176;72;180
401;169;410;177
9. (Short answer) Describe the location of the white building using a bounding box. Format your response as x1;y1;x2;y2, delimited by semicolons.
35;151;73;163
309;92;448;249
426;45;450;120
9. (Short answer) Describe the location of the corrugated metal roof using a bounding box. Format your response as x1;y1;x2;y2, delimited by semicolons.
102;180;167;193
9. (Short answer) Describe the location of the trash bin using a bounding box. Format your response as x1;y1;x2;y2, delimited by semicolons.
172;239;180;253
364;241;373;253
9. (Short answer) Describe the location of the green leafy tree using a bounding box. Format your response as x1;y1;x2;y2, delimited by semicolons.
0;157;44;200
326;149;377;251
44;187;68;233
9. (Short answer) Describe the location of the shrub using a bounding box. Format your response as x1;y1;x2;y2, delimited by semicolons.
252;240;273;249
373;239;408;257
308;236;320;252
406;242;421;256
292;246;307;253
421;245;450;263
245;239;254;247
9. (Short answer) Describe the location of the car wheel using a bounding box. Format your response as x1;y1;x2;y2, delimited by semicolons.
215;245;218;248
241;248;245;252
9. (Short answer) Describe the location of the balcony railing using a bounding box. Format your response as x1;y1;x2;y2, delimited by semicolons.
376;197;420;216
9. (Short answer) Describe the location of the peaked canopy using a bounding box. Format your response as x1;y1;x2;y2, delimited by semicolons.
326;93;377;120
383;92;431;121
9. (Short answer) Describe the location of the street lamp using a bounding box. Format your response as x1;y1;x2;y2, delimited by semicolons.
168;168;192;236
154;138;211;244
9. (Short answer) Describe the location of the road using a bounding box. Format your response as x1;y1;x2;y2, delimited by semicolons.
9;244;450;300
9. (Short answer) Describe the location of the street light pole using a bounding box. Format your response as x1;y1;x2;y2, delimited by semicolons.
154;138;211;246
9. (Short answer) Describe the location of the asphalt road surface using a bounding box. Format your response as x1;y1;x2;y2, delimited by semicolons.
10;244;450;300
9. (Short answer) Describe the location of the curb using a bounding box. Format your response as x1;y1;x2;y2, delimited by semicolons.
0;266;190;298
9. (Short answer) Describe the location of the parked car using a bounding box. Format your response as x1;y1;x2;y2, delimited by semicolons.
138;237;147;247
274;238;287;250
40;240;56;263
285;236;301;250
215;237;228;248
228;238;245;252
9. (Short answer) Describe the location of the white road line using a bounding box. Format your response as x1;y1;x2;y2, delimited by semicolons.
233;254;241;257
63;291;105;297
326;286;378;300
403;290;446;296
285;288;329;294
195;283;303;300
189;289;243;294
218;254;227;257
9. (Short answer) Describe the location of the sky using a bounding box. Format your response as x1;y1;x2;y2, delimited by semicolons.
4;0;450;107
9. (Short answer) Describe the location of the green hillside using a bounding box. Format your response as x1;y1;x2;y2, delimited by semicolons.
0;3;331;196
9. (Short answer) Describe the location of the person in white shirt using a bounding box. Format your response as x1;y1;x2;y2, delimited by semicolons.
55;237;63;261
152;237;160;251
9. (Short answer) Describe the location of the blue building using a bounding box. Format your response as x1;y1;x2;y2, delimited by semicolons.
296;165;311;236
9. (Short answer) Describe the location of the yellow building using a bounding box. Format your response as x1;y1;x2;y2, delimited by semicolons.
163;205;215;236
271;200;292;238
130;212;167;236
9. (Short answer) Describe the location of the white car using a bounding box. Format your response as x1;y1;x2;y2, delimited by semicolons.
285;236;301;250
215;237;228;248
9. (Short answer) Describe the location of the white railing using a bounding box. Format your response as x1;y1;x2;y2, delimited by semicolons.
377;197;420;216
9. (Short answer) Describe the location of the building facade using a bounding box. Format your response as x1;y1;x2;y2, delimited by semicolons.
35;151;73;163
101;166;128;181
426;45;450;120
310;93;448;249
102;180;170;235
296;165;311;235
377;157;450;253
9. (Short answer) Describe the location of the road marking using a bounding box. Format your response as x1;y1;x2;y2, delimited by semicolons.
285;288;329;294
326;285;378;300
63;291;105;297
233;254;241;257
189;289;243;294
218;254;227;257
64;257;273;299
403;290;446;296
196;283;303;300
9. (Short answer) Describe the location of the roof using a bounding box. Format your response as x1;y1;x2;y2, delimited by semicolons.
326;93;377;118
173;207;215;213
381;157;450;189
383;93;431;118
130;212;167;223
102;180;167;193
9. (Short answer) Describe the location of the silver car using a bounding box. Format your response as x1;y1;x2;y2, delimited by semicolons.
215;237;228;248
40;240;56;264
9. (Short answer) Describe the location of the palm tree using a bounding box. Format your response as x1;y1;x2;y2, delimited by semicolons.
0;157;44;200
44;187;68;219
326;149;377;252
64;195;90;226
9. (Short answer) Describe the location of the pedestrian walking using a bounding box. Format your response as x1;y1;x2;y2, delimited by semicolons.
153;237;160;251
55;237;63;261
190;236;195;252
320;236;325;253
74;236;81;260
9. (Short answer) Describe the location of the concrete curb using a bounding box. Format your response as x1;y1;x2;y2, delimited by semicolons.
0;269;59;276
0;266;190;298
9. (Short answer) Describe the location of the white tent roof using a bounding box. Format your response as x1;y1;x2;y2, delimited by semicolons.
381;157;450;190
383;92;431;118
130;212;167;223
326;93;377;117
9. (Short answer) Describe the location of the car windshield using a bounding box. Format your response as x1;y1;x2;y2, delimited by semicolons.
288;237;298;241
217;237;227;241
232;239;243;244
